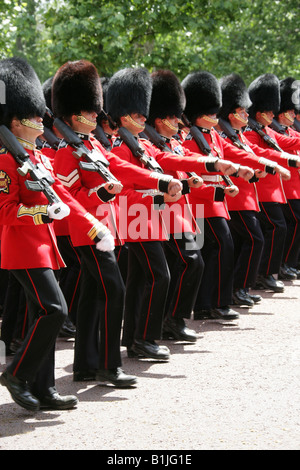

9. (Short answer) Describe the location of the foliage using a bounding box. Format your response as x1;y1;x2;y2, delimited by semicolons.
0;0;299;84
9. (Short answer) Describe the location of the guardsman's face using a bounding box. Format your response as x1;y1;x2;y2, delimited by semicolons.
72;111;97;133
257;110;274;126
229;107;249;129
11;116;44;142
121;113;146;136
195;114;218;129
278;109;295;126
155;115;179;138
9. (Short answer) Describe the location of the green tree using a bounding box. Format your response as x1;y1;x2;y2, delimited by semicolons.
0;0;299;83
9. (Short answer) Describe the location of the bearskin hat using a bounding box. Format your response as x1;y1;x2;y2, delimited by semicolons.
52;60;102;119
147;70;186;126
218;73;252;121
181;71;222;124
0;57;46;127
278;77;300;114
248;73;280;118
106;67;152;124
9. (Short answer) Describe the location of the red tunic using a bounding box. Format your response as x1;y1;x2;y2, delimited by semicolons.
244;125;300;203
0;147;105;270
54;136;180;244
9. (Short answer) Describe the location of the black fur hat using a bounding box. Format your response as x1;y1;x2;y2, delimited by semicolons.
0;57;46;127
218;73;252;121
52;60;102;119
181;71;222;124
106;67;152;124
147;70;186;125
248;73;280;118
278;77;299;114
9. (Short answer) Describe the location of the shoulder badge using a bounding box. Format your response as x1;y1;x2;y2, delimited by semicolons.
0;170;11;194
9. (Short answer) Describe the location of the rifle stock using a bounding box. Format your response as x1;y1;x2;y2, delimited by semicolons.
188;125;235;188
0;124;61;205
54;118;120;187
247;117;283;152
93;124;112;151
143;123;199;183
293;118;300;133
118;126;164;173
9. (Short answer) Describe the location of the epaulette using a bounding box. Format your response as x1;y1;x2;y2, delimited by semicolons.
244;126;252;132
185;132;193;141
112;136;123;148
0;146;8;154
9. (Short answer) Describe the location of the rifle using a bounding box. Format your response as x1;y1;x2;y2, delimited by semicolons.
142;123;200;183
93;124;112;151
247;117;283;152
42;126;61;150
54;118;121;189
118;126;164;173
0;124;62;206
218;117;254;153
183;120;235;188
293;118;300;133
269;119;286;135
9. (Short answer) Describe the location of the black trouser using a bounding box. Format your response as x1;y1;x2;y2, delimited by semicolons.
194;217;234;310
0;272;28;349
228;210;265;289
57;235;81;325
257;202;287;275
74;245;125;371
163;233;204;320
115;244;128;285
281;199;300;268
6;268;67;397
122;241;170;347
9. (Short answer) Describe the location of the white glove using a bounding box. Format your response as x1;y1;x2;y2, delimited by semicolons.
96;233;115;252
47;202;70;220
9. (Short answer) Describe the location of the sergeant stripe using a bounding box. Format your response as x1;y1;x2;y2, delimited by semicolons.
56;169;79;187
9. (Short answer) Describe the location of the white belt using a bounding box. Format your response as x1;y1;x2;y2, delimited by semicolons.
201;175;222;183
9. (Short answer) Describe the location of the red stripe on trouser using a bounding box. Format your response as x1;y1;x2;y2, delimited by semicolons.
12;269;47;377
284;200;298;263
206;219;222;306
139;243;155;339
21;304;28;339
238;211;254;288
89;246;109;369
170;237;188;317
260;204;276;275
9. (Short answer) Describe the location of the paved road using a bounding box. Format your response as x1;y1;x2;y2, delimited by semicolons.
0;280;299;451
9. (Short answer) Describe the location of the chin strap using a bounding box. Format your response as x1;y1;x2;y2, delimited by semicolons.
21;119;44;131
76;114;97;128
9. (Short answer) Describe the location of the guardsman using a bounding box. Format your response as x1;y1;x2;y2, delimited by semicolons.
217;73;296;305
244;74;300;289
181;71;261;320
146;69;203;342
275;77;300;278
42;76;79;336
106;67;241;355
0;57;113;410
52;60;182;376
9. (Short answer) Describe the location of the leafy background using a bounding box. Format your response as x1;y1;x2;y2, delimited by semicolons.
0;0;299;85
